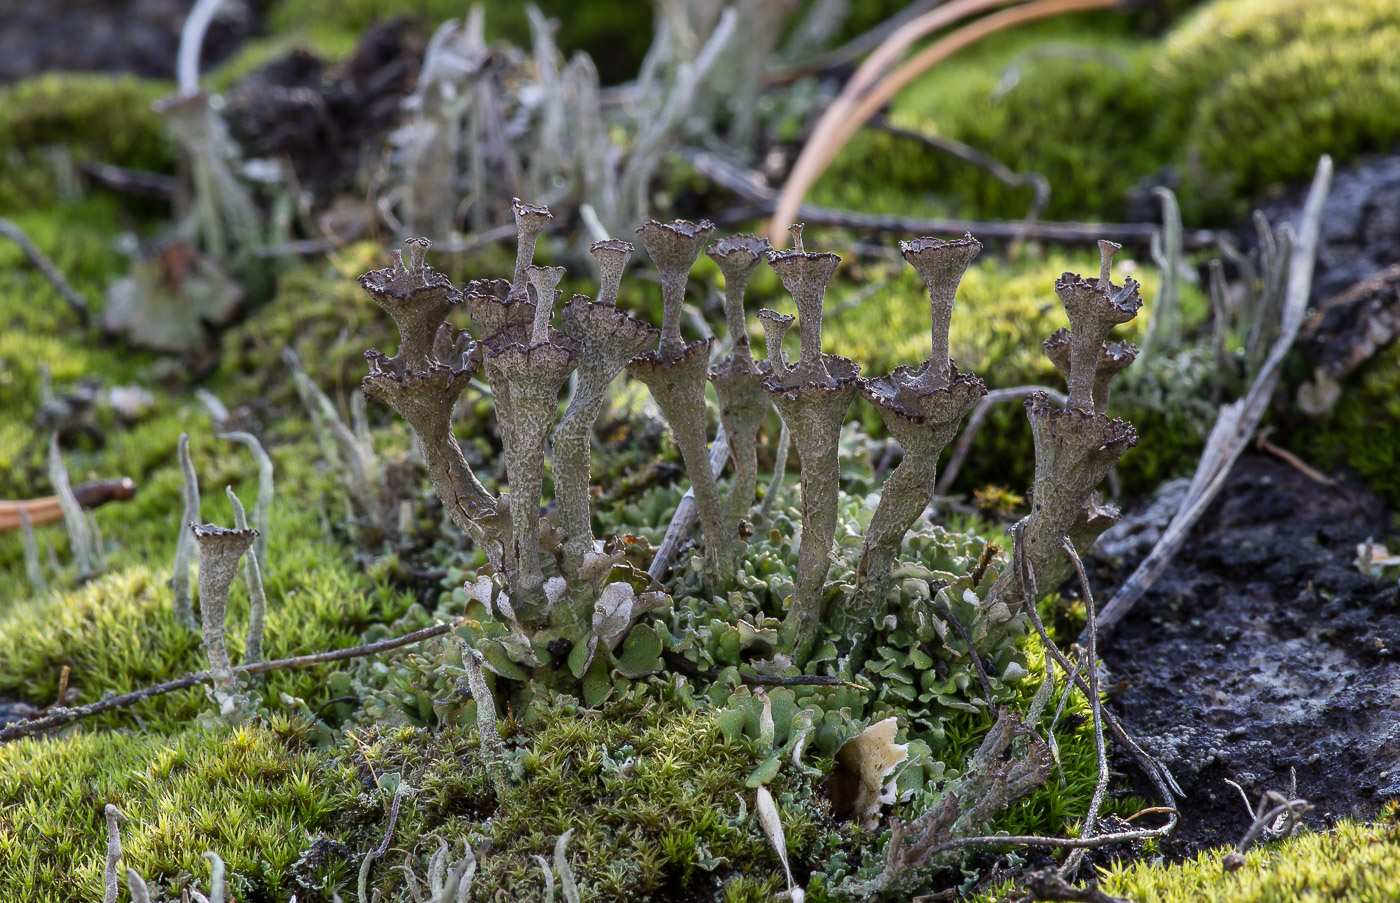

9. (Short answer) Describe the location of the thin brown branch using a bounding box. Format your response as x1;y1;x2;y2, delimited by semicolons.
0;622;457;743
0;478;138;532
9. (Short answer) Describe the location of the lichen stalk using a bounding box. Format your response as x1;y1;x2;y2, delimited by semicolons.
358;238;461;370
191;523;257;712
849;366;985;639
708;234;773;532
1057;240;1141;411
220;431;273;571
226;487;268;668
18;508;45;594
555;249;658;578
761;232;860;660
484;285;578;621
510;199;553;300
630;219;730;581
173;432;200;629
48;433;95;579
899;233;982;391
104;804;125;903
461;644;510;796
636;219;714;364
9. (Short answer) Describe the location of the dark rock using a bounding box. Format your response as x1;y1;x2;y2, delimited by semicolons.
1094;454;1400;855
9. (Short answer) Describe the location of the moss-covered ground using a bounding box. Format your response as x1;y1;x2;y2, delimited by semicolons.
2;0;1398;899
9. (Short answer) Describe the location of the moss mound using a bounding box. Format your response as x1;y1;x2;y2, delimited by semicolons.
0;718;337;902
822;0;1400;223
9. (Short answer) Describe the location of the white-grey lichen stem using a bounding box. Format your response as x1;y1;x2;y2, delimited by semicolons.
461;645;510;796
18;508;46;594
527;265;565;345
192;523;257;714
757;421;790;523
226;487;268;668
104;804;125;903
220;431;273;571
203;851;227;903
126;870;152;903
48;433;95;579
172;432;200;628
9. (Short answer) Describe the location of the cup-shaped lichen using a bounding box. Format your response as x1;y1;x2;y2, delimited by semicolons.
483;284;580;622
845;235;988;636
1014;395;1137;597
707;234;771;374
767;225;840;385
1055;240;1143;411
191;523;257;703
636;218;715;363
850;364;985;638
358;238;461;369
899;233;983;391
1043;328;1138;415
707;233;773;533
761;228;860;661
629;219;728;582
590;238;632;306
555;263;659;579
509;199;553;301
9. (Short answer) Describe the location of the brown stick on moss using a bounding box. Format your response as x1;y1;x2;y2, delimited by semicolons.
0;622;458;743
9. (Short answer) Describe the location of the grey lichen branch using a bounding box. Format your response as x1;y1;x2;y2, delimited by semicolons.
104;804;126;903
191;523;257;719
555;240;658;580
172;432;201;629
359;237;462;370
628;218;730;582
707;233;773;533
483;280;579;623
510;198;553;301
226;487;268;669
49;432;99;581
360;240;502;563
846;235;987;638
762;228;860;661
898;233;982;391
1055;240;1143;412
461;644;510;796
983;245;1143;611
219;431;273;571
856;707;1052;897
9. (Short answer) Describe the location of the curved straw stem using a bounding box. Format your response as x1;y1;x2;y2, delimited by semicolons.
767;0;1118;245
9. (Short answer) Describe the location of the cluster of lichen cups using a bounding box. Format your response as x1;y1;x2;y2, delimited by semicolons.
359;201;1144;670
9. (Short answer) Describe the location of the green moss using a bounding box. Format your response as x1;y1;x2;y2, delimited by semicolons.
340;693;796;901
1299;343;1400;508
824;0;1400;223
0;717;338;902
1097;806;1400;902
0;73;175;211
265;0;655;83
1183;26;1400;219
0;427;415;728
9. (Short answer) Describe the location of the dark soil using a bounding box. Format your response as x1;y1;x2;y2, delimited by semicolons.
1258;153;1400;307
0;0;263;85
1093;454;1400;855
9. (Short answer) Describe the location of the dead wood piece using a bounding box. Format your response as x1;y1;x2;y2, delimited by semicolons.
0;622;456;743
0;478;138;532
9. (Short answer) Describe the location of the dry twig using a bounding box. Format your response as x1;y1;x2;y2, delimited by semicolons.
1095;156;1333;638
0;622;457;743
